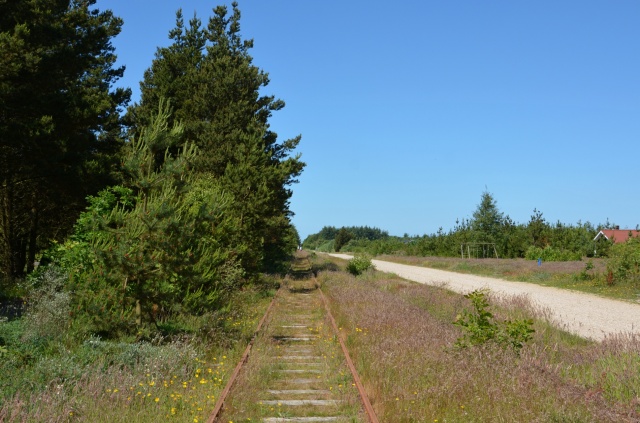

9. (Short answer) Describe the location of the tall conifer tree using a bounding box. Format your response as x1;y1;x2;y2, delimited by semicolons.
130;2;304;275
471;191;505;246
0;0;130;277
68;102;241;334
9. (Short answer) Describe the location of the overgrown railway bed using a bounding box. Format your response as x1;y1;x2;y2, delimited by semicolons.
207;257;377;422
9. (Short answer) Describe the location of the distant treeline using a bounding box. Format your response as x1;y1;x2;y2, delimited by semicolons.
303;226;389;252
303;192;622;260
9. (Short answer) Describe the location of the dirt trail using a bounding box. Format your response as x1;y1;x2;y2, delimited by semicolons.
328;253;640;341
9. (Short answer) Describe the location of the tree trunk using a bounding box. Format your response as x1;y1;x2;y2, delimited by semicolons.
26;202;39;274
11;237;27;278
0;179;13;278
0;179;35;278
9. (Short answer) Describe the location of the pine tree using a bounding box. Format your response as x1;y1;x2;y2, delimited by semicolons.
130;9;206;136
471;191;504;246
334;228;353;252
68;102;241;335
129;2;304;275
0;0;130;278
527;208;549;248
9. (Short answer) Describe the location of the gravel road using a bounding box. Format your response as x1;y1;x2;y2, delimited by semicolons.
328;253;640;341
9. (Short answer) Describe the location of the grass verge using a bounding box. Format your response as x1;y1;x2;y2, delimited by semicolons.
320;264;640;422
0;282;275;422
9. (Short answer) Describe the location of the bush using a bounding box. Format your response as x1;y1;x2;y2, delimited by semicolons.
606;237;640;285
454;290;534;353
47;106;244;338
346;254;374;276
525;245;581;262
574;260;595;281
22;267;71;342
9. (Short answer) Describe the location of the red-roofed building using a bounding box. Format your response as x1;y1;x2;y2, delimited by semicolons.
593;229;640;243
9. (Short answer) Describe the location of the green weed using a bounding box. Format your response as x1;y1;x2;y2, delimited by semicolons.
454;290;534;352
346;254;374;276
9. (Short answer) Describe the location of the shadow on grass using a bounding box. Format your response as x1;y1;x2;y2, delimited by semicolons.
312;262;340;273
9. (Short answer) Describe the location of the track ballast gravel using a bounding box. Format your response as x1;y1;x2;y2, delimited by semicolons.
329;253;640;341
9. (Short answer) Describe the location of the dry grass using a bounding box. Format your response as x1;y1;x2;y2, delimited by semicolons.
321;269;640;422
0;290;273;422
0;340;242;422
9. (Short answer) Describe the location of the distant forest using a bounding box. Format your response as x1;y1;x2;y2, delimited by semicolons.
303;191;627;260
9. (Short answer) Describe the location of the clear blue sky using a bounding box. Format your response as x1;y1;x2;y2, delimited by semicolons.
108;1;640;239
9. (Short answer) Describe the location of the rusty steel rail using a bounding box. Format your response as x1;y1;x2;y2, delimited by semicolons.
206;288;279;423
319;286;380;423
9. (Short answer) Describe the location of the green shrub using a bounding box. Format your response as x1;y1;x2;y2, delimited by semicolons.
606;237;640;285
454;290;534;352
346;254;374;276
525;245;581;262
46;105;243;338
574;260;595;281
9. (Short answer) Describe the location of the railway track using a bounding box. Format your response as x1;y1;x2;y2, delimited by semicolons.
207;254;378;423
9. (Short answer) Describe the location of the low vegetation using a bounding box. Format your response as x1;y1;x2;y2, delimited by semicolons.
0;270;275;421
607;237;640;286
316;255;640;422
304;192;640;299
346;254;374;276
453;290;534;352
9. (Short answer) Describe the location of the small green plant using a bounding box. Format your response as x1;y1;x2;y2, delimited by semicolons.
346;254;374;276
575;259;595;281
454;290;534;352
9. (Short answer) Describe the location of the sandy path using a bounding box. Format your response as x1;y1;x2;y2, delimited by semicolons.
328;253;640;341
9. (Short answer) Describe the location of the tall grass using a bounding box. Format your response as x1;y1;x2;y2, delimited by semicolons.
0;274;274;422
321;269;640;422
